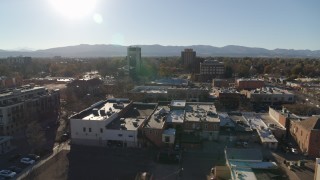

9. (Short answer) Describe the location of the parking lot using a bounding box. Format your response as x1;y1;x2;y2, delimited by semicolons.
20;141;228;180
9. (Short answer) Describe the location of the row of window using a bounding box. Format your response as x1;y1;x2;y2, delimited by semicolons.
83;127;103;133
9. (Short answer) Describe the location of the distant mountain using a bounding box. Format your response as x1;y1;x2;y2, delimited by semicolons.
0;44;319;58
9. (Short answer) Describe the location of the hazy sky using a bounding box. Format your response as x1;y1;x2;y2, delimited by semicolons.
0;0;319;50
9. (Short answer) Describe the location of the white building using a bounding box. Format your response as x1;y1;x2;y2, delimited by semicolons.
70;99;153;147
242;113;278;149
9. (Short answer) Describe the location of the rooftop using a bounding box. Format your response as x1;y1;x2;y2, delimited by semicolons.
0;85;46;98
185;103;219;123
166;110;185;124
70;98;131;121
106;102;156;130
231;168;257;180
250;87;293;95
259;113;286;130
130;86;168;94
144;105;169;129
225;148;263;162
170;100;186;108
295;116;320;131
150;78;188;86
242;113;278;143
202;60;224;65
237;78;264;82
163;128;176;136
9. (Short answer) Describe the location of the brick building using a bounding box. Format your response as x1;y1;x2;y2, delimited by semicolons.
181;49;196;72
290;116;320;157
236;79;264;90
199;60;225;82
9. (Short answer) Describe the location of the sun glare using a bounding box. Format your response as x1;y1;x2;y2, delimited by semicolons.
49;0;97;19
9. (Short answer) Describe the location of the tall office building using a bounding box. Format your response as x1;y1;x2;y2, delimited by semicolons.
127;46;141;75
181;49;196;71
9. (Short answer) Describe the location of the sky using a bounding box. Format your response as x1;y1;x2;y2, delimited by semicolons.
0;0;319;50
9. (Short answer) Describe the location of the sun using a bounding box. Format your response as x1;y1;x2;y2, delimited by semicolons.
49;0;97;19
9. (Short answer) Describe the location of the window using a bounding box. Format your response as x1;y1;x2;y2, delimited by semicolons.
204;124;208;129
165;136;170;143
89;128;92;132
118;134;123;137
83;127;86;132
128;135;133;138
100;128;103;133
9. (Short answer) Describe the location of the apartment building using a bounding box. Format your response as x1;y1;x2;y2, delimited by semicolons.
0;85;60;136
199;60;225;81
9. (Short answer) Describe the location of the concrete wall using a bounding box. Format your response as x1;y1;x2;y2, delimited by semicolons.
269;107;287;127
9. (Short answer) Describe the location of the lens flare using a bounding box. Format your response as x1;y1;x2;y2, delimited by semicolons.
49;0;97;19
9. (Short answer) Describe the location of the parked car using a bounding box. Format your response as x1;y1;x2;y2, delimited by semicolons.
8;166;22;173
27;154;40;161
0;170;16;178
20;157;35;165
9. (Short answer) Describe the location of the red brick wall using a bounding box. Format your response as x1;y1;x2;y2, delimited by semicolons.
236;80;264;90
308;130;320;157
144;128;163;147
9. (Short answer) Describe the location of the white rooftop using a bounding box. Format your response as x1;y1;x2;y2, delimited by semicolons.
185;104;219;123
81;102;129;121
231;167;257;180
163;128;176;136
242;113;278;143
170;100;186;108
166;110;185;123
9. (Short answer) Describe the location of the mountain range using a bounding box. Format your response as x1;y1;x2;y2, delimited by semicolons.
0;44;320;58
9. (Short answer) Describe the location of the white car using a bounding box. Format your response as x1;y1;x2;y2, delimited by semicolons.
0;170;16;178
20;157;35;165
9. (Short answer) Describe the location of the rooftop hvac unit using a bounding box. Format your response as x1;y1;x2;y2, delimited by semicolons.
100;109;106;116
92;108;99;116
133;121;138;127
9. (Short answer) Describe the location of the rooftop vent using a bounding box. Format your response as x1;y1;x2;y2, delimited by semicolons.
92;108;99;116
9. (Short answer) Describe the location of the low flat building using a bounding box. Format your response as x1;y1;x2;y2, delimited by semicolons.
142;104;169;147
70;99;157;147
128;86;208;102
236;78;264;90
212;79;230;88
149;78;189;87
244;87;295;105
213;88;241;108
184;103;220;140
242;113;278;149
225;148;278;180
